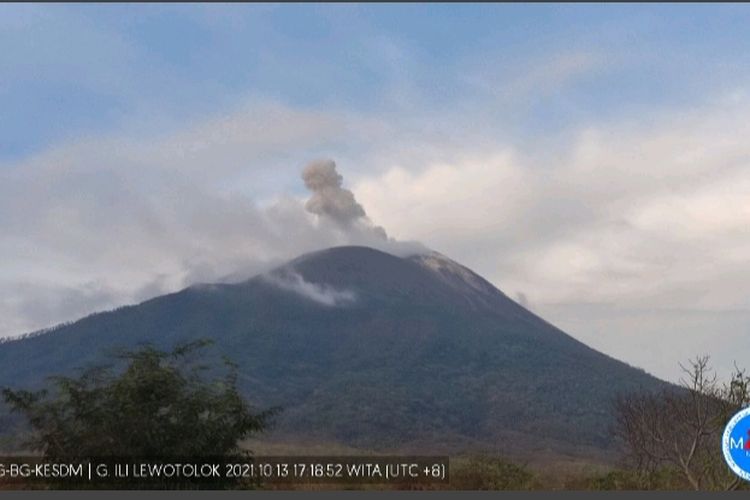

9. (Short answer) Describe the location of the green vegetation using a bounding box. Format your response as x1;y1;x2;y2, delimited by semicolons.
0;248;745;490
0;248;669;456
2;340;276;460
1;349;748;490
449;457;534;490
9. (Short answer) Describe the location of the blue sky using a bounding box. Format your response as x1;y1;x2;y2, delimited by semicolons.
2;4;750;382
5;4;750;161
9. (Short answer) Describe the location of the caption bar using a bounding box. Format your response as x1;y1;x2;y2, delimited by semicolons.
0;456;449;487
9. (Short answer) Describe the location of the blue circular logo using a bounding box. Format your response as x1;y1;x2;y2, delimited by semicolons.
723;407;750;481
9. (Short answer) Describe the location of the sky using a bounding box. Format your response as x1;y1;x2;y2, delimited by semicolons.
2;4;750;382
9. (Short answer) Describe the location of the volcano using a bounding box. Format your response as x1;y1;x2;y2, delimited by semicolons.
0;246;665;460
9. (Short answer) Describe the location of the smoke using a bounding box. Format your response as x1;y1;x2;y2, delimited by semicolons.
303;160;366;226
299;158;427;257
302;159;388;239
248;159;427;307
515;291;532;311
263;271;356;307
0;149;425;338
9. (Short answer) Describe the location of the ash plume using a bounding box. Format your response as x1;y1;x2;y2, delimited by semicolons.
302;159;387;239
303;159;365;226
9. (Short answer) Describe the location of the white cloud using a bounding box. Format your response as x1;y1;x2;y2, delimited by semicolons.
0;101;409;338
2;71;749;383
354;96;750;312
351;95;750;380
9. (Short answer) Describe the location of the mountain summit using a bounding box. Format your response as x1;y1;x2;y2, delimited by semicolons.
0;246;665;459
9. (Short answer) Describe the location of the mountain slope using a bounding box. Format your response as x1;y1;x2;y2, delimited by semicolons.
0;246;666;459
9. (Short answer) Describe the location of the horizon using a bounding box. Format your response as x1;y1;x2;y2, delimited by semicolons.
2;4;750;383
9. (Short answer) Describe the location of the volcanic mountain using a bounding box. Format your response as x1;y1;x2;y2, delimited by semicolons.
0;246;665;460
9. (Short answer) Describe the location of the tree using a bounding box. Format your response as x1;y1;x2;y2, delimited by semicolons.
2;339;276;460
614;356;750;490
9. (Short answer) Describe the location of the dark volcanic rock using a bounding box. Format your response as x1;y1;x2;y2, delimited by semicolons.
0;246;666;458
